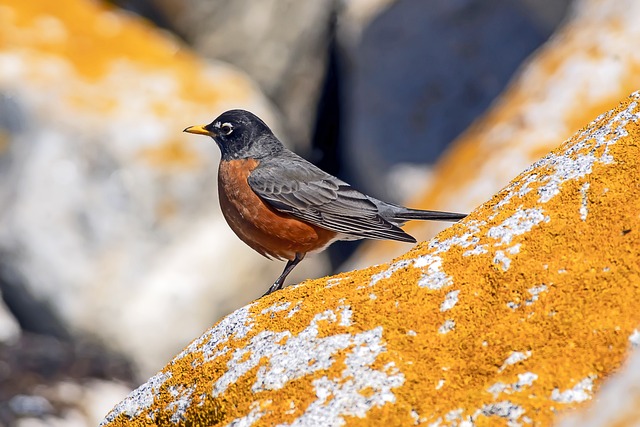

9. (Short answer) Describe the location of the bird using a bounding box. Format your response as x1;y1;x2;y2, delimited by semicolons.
184;110;466;296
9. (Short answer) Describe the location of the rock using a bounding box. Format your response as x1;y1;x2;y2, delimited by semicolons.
337;0;398;47
338;0;570;46
50;380;131;426
5;380;131;427
339;0;552;200
519;0;572;32
557;348;640;426
8;395;54;419
102;92;640;425
351;0;640;268
0;0;327;376
0;290;20;344
151;0;334;150
0;331;135;425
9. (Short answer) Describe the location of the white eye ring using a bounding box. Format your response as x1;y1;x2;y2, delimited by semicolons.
220;122;233;135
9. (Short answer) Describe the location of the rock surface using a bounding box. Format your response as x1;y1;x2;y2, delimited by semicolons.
339;0;553;200
557;348;640;427
0;0;327;377
5;380;131;427
0;332;134;426
102;92;640;426
151;0;334;150
352;0;640;267
0;290;20;344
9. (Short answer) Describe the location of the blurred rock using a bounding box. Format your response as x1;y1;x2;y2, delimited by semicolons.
103;92;640;425
557;349;640;426
0;332;134;426
338;0;571;46
340;0;552;201
0;266;69;339
0;0;328;377
151;0;334;151
0;292;20;344
6;380;131;427
45;380;131;427
337;0;397;46
520;0;573;32
8;395;53;419
351;0;640;269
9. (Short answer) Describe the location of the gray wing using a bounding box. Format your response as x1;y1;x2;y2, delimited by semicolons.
247;156;416;242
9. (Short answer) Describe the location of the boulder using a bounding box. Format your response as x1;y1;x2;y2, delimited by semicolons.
0;290;20;344
0;331;134;426
557;348;640;426
151;0;334;150
351;0;640;268
0;0;326;377
102;91;640;425
339;0;555;200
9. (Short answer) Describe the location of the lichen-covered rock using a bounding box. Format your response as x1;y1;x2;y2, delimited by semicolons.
557;348;640;426
102;92;640;426
352;0;640;268
153;0;333;150
0;0;328;376
340;0;551;200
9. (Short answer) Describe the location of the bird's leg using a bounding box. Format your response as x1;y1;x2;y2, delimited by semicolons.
262;253;305;297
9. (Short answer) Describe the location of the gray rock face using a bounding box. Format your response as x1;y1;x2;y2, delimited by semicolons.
0;0;329;378
340;0;557;200
153;0;334;151
0;291;20;344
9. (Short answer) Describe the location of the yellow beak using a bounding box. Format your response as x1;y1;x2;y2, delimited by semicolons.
183;124;211;136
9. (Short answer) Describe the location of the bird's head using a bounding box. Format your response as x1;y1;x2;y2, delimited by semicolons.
184;109;283;160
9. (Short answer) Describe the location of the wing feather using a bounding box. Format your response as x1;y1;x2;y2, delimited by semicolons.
247;156;415;242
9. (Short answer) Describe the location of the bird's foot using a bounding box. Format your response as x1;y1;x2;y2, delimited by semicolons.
261;280;283;298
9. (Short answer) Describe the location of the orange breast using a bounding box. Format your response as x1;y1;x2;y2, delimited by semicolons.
217;159;337;261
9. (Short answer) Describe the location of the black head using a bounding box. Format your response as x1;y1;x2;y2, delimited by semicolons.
183;109;284;160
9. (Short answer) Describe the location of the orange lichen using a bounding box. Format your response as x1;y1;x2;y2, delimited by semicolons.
0;0;257;115
356;1;640;267
139;139;201;169
0;0;188;82
558;350;640;426
0;0;274;177
103;93;640;426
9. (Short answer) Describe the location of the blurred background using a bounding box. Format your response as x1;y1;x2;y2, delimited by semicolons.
6;0;640;425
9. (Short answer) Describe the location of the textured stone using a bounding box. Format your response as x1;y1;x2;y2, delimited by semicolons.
152;0;334;150
0;290;20;344
0;0;327;376
102;92;640;426
557;349;640;426
0;330;135;426
353;0;640;268
340;0;550;200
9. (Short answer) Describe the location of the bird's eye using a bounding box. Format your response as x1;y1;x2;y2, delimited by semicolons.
220;123;233;135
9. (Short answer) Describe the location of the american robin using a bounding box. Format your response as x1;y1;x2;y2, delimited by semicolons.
184;110;466;296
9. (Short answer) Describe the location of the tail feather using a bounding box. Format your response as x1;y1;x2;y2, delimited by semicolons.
393;208;467;222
